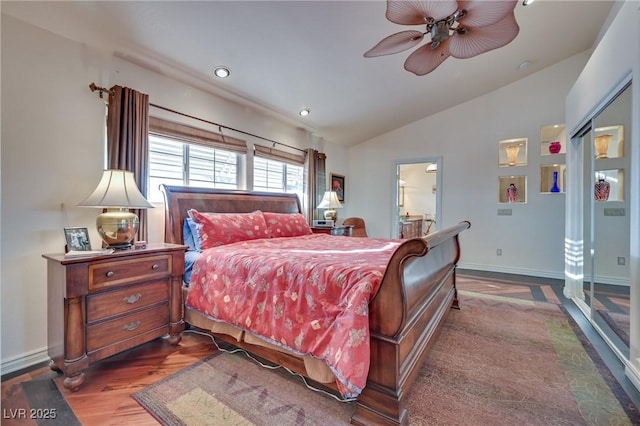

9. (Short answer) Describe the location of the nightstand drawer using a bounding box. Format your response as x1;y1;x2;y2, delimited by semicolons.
87;280;169;322
86;304;169;352
89;255;171;291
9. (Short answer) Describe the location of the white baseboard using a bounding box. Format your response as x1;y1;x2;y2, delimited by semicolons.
1;347;49;376
457;263;565;280
457;263;630;286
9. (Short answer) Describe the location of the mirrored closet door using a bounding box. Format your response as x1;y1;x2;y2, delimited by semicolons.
580;81;632;359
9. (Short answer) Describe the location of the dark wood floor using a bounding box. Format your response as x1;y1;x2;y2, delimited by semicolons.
2;271;638;424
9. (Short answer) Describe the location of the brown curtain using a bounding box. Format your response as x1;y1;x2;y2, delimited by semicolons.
107;85;150;242
304;149;326;222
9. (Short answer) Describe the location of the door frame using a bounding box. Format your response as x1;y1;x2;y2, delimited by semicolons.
391;157;442;239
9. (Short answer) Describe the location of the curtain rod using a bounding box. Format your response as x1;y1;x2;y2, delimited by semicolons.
89;83;306;154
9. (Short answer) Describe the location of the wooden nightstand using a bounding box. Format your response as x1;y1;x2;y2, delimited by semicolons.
42;243;187;391
311;225;353;236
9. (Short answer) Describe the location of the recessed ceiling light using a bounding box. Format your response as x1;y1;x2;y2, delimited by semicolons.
299;108;310;117
518;60;531;70
522;0;536;5
213;66;231;78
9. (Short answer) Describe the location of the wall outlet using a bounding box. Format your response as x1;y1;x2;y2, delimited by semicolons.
496;249;502;256
618;257;625;265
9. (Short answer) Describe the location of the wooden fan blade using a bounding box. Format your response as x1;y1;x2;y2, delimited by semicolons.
455;0;518;28
404;38;451;76
386;0;458;25
364;30;425;57
449;12;519;59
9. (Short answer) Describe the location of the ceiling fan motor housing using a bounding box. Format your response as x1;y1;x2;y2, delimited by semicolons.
431;20;450;43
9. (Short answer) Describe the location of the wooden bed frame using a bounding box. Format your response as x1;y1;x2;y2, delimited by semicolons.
161;185;470;425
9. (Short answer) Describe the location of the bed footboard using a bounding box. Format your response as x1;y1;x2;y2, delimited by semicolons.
352;221;471;425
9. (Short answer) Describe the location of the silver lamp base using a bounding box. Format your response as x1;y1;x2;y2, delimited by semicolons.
96;208;139;249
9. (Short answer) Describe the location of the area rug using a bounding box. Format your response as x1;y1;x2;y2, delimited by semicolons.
133;293;640;425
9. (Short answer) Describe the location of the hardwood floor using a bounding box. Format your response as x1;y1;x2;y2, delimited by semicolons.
2;271;637;424
1;332;215;425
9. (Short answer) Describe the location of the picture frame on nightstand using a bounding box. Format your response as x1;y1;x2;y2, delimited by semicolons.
63;227;91;252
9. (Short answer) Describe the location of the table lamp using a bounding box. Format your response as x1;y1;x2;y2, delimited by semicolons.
78;169;154;249
317;191;343;222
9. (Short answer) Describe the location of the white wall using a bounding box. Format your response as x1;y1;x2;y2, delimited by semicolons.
0;15;347;373
348;52;590;278
565;0;639;392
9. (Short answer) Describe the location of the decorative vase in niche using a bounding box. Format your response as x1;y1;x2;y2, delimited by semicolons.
506;183;518;203
505;145;520;166
549;141;561;154
550;171;560;193
594;134;612;159
594;179;610;201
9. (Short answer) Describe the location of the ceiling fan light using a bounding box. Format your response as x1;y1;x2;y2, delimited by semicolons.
431;20;451;43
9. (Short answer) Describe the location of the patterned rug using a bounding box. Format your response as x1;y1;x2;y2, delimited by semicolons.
133;293;640;425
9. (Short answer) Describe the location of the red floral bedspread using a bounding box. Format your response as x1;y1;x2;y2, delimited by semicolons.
186;234;402;398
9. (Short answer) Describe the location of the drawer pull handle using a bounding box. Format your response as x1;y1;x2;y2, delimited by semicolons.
106;271;115;278
123;293;142;304
151;264;159;270
123;321;141;332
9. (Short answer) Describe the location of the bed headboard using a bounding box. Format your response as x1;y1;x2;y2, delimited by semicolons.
161;185;303;244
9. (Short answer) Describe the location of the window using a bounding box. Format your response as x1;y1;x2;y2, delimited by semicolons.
147;134;240;202
253;156;304;201
147;117;247;202
146;117;309;209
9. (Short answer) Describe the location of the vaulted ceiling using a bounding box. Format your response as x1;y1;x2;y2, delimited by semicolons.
2;1;616;146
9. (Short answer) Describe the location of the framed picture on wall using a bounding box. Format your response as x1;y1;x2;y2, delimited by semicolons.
330;173;345;202
64;227;92;252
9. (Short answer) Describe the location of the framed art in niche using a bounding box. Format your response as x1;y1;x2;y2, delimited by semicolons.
498;176;526;203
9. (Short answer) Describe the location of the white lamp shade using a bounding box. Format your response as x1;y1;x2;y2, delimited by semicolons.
78;169;154;209
317;191;343;209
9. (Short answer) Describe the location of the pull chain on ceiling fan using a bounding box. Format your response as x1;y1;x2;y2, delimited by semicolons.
364;0;520;76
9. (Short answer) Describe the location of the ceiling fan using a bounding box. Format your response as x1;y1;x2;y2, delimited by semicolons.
364;0;520;76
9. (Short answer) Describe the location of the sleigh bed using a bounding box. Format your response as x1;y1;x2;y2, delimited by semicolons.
161;185;470;425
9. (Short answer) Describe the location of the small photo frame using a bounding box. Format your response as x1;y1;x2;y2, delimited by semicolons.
330;173;345;202
64;227;92;252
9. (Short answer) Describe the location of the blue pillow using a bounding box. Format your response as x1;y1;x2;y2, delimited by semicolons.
182;218;202;252
184;250;200;285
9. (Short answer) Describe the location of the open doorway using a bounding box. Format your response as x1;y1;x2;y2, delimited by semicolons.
393;158;442;239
